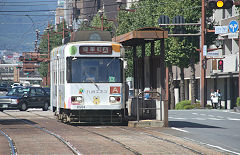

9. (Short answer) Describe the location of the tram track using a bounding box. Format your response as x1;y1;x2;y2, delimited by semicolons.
28;111;142;155
0;128;16;155
116;127;204;155
28;111;204;154
1;111;82;155
26;111;225;155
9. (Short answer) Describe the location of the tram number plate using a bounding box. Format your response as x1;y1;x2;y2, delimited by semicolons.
76;105;85;109
2;104;8;108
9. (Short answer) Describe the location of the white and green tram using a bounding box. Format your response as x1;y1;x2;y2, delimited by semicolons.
50;41;128;123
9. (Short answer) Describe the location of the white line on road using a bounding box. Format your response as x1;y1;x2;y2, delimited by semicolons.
208;118;224;121
227;117;240;121
183;137;240;155
171;127;189;133
192;113;198;115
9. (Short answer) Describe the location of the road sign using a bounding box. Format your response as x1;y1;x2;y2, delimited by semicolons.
203;45;207;56
229;20;238;33
215;26;228;34
228;32;238;39
207;51;219;57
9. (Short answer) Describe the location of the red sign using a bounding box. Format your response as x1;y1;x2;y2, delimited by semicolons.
110;86;121;94
80;46;112;55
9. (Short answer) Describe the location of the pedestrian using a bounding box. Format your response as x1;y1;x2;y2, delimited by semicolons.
216;89;222;109
210;89;215;108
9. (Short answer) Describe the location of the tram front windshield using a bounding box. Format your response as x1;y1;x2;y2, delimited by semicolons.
68;57;122;83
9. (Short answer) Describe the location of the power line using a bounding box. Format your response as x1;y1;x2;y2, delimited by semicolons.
0;4;51;6
0;1;57;3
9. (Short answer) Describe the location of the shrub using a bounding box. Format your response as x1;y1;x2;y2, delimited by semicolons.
175;100;191;110
236;97;240;107
175;100;201;110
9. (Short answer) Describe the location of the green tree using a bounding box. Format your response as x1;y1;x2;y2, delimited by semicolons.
38;20;69;79
116;0;216;108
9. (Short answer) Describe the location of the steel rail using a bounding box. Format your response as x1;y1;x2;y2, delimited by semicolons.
118;127;204;155
2;112;82;155
28;111;141;155
76;126;142;155
0;129;16;155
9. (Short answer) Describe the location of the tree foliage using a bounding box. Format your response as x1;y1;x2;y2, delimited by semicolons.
38;20;69;77
116;0;215;72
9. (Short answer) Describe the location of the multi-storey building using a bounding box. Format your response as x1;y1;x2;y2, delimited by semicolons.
61;0;126;30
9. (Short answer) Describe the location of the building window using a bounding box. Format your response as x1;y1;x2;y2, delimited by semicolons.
76;9;80;16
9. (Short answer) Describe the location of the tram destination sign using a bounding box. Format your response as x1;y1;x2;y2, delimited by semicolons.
80;46;112;55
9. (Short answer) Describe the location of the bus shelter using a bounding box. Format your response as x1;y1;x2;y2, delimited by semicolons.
112;27;169;101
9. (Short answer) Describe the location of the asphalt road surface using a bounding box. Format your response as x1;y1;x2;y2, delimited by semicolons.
168;109;240;155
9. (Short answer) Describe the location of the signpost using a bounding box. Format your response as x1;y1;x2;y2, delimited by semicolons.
207;51;219;57
229;20;238;33
215;26;228;34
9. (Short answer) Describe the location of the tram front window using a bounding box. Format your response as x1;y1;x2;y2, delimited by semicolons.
69;58;122;83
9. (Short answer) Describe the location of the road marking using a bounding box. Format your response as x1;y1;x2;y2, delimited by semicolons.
174;117;186;120
192;113;198;115
183;137;240;155
208;115;214;117
200;114;206;116
227;117;240;121
208;118;224;121
171;127;189;133
193;117;206;120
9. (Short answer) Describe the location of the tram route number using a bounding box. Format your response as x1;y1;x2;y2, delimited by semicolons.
76;105;85;109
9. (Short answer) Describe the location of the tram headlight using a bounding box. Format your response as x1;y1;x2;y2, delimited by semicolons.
71;96;84;104
109;96;121;104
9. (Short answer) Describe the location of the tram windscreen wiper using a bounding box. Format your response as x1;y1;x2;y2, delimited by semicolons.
85;73;99;90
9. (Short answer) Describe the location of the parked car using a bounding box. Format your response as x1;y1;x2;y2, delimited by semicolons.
0;86;50;111
42;87;50;96
11;83;23;88
0;83;9;91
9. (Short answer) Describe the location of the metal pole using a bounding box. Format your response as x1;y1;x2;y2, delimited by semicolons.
101;15;103;31
137;93;139;122
200;0;206;107
63;19;65;41
238;20;240;97
47;24;50;86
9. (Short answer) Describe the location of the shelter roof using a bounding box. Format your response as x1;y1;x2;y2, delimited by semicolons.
112;27;168;46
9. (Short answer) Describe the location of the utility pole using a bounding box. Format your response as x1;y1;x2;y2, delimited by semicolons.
200;0;206;107
63;19;65;41
237;0;240;97
47;23;50;86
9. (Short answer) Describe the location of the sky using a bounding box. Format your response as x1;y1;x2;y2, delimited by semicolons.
0;0;58;53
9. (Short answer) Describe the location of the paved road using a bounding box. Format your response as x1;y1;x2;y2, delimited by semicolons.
168;109;240;155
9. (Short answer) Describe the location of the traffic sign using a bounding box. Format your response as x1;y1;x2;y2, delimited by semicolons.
207;51;219;57
229;20;238;33
215;26;228;34
203;45;207;56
